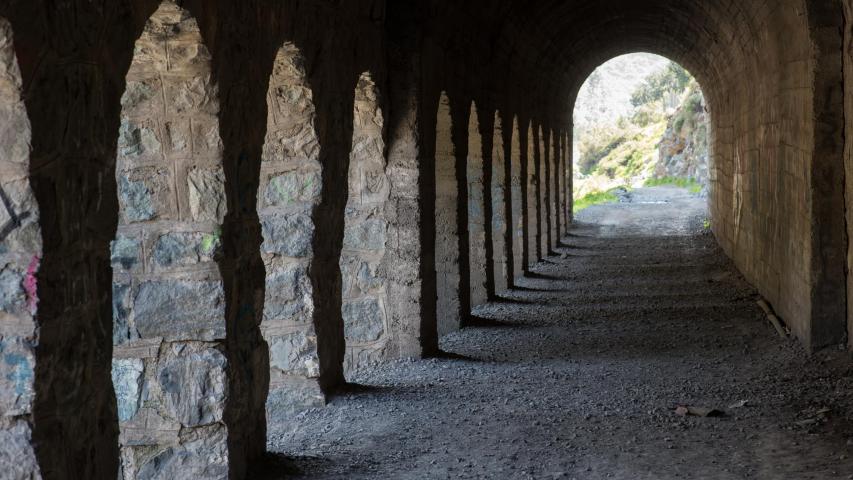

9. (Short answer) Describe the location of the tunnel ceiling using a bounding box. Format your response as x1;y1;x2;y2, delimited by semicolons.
460;0;773;112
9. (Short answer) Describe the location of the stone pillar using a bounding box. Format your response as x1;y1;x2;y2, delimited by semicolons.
385;0;433;356
509;116;524;284
0;18;43;480
259;43;325;421
524;122;538;271
535;126;547;261
341;73;393;371
467;103;489;308
111;3;230;476
565;131;573;224
434;93;462;335
550;129;560;250
490;112;509;294
542;127;553;255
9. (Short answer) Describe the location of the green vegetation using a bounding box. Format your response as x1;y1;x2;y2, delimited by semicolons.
644;176;703;194
630;62;691;108
574;189;621;213
575;60;709;203
703;218;712;230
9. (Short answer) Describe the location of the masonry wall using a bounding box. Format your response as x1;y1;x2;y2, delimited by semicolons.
707;0;846;350
845;0;853;347
5;0;847;478
0;17;42;479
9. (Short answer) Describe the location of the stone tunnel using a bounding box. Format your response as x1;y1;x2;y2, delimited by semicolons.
0;0;852;478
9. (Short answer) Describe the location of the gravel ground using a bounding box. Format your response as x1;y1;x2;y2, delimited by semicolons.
258;186;853;479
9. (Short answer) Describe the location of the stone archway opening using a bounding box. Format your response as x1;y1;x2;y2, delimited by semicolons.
571;53;711;223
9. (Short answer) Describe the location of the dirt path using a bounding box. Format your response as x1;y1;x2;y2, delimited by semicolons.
261;187;853;479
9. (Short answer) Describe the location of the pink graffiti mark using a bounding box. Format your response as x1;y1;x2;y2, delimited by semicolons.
24;255;39;315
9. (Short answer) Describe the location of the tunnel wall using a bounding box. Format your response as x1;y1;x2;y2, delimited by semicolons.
846;0;853;348
706;0;847;350
10;0;852;477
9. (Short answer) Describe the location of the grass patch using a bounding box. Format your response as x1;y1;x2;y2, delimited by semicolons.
644;176;703;194
574;189;620;213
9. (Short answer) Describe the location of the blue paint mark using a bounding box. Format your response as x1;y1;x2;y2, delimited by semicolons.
5;352;33;397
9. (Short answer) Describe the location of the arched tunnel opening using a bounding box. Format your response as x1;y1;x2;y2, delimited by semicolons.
0;1;852;479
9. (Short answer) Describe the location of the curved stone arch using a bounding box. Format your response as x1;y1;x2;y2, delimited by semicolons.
111;2;229;477
467;102;488;309
258;40;325;421
0;17;43;480
434;91;462;335
341;71;392;373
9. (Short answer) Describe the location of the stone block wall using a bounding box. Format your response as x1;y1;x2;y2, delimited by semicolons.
9;0;851;477
524;123;538;270
342;73;393;372
549;131;560;250
489;113;509;296
535;127;548;261
434;93;462;336
259;42;325;421
508;117;525;285
467;104;489;309
845;0;853;347
111;3;230;476
0;17;42;480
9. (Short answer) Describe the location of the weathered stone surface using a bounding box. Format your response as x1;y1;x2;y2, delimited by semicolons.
0;338;35;416
120;78;163;114
188;168;226;223
165;76;219;116
340;255;383;299
343;216;387;252
263;265;312;322
118;118;162;159
152;231;220;268
112;282;138;345
268;331;320;377
261;214;314;257
112;358;144;423
263;171;321;208
157;347;227;427
134;425;228;480
342;297;385;343
119;168;172;223
112;235;142;271
0;420;40;480
0;263;26;316
134;281;226;341
265;377;325;426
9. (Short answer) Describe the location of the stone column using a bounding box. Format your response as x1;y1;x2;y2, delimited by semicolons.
550;129;560;250
111;3;230;477
542;127;553;255
524;122;538;271
0;17;42;480
434;93;462;335
385;0;433;356
509;117;524;284
341;73;394;371
467;103;489;308
259;43;326;422
535;126;547;261
490;113;509;294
